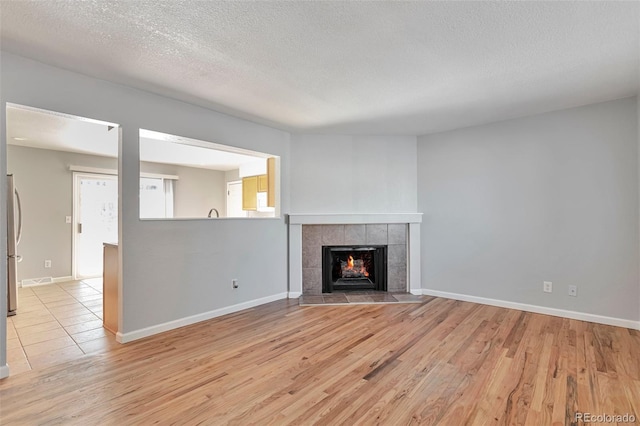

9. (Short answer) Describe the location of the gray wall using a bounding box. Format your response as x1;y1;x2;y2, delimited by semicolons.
7;145;228;282
417;97;639;322
290;134;418;213
174;167;225;218
0;50;291;370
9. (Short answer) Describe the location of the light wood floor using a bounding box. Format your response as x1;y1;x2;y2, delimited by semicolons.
1;297;639;425
6;280;117;374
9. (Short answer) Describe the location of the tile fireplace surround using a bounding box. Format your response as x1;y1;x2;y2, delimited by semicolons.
287;214;423;297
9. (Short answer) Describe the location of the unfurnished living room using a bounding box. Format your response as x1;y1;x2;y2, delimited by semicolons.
1;1;639;425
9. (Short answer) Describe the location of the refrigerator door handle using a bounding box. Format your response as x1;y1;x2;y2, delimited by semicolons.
15;187;22;245
7;174;19;315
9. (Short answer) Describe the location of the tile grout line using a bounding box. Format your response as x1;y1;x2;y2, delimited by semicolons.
6;316;32;371
70;279;104;319
58;281;104;353
11;289;47;372
23;282;101;356
9;281;116;375
26;283;87;357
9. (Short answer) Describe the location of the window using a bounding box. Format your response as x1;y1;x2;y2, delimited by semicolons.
139;177;174;219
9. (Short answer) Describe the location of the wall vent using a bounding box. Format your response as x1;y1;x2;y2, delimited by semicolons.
21;277;54;287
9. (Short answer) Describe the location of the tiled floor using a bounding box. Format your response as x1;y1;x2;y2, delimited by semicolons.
299;291;426;306
6;279;118;375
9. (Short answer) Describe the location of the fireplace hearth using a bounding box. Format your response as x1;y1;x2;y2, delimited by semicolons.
322;245;387;292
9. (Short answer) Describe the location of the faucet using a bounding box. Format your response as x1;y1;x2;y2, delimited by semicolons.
208;208;219;218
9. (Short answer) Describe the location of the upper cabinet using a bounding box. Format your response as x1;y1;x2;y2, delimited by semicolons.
242;176;258;211
267;157;275;208
242;157;276;211
258;174;268;193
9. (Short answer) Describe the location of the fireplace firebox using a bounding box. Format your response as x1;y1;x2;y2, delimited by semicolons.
322;245;387;293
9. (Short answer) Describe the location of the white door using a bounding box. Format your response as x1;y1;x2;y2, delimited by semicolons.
74;173;118;279
226;181;246;218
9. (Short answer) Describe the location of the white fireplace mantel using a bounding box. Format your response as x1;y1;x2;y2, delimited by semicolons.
288;213;423;225
287;213;423;298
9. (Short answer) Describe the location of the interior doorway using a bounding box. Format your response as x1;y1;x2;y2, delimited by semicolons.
73;173;118;279
5;103;119;289
5;103;120;375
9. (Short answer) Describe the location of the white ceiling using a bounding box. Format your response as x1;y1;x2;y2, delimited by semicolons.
7;105;119;158
1;1;638;135
7;105;268;171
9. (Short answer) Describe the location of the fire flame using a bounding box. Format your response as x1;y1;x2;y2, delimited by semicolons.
343;255;369;277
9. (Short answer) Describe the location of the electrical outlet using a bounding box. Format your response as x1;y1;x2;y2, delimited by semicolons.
568;285;577;297
232;279;239;289
543;281;552;293
44;260;52;268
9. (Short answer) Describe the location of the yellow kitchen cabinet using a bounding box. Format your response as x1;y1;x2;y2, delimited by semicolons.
258;174;268;193
267;157;276;207
242;176;258;210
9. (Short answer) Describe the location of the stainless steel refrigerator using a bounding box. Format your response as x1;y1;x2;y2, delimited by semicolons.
6;174;22;317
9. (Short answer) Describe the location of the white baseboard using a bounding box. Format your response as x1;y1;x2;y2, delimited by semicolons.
409;289;422;296
117;292;289;343
421;289;640;331
0;364;10;379
53;276;74;283
288;291;301;298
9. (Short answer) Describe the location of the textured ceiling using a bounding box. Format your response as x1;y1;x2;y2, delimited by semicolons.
1;1;638;135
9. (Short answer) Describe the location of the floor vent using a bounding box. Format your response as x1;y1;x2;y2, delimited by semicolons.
21;277;54;287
